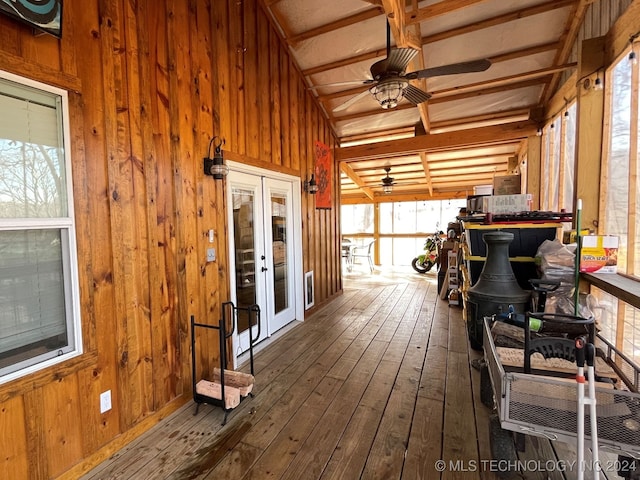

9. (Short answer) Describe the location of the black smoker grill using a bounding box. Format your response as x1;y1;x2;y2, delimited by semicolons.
466;231;530;349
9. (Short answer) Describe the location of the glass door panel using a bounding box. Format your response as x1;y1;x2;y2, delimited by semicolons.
264;178;296;333
271;194;288;314
232;187;257;335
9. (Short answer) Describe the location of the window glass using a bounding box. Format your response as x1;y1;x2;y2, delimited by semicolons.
341;199;464;266
0;71;80;383
379;203;392;233
562;104;576;213
603;56;632;275
539;104;576;212
341;204;374;234
551;117;562;212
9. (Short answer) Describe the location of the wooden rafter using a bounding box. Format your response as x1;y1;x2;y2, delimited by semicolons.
420;0;576;45
419;152;434;196
424;78;547;105
341;163;375;200
407;0;490;25
288;8;384;47
429;63;577;100
543;0;590;103
332;103;414;123
429;108;533;131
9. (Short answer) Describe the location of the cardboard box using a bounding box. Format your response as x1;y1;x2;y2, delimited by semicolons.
482;194;532;214
474;185;493;195
579;235;619;273
493;174;522;195
562;229;591;244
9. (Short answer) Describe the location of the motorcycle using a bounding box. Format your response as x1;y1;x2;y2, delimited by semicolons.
411;230;444;274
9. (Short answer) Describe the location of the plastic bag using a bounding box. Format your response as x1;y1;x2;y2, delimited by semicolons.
535;239;577;315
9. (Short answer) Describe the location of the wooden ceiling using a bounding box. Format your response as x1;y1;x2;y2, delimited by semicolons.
263;0;589;202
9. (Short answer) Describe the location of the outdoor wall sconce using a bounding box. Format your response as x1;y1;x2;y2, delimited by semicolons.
304;174;319;194
204;136;229;180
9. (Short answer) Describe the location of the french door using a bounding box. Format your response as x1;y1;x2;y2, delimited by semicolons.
227;164;303;359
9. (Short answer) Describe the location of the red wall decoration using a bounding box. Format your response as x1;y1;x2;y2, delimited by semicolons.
314;141;332;209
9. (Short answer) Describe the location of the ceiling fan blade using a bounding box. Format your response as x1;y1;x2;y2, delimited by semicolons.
403;84;431;105
376;181;420;187
333;89;372;113
309;79;374;90
385;48;419;73
406;59;491;80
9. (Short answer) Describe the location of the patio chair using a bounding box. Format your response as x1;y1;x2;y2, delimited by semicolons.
350;240;375;272
341;239;354;271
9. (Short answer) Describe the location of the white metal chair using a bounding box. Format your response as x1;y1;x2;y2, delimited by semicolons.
350;240;375;272
341;239;354;271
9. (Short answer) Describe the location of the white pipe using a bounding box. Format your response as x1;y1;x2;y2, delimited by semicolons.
588;363;601;477
577;364;585;480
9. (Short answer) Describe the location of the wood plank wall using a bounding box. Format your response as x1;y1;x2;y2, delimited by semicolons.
0;1;341;478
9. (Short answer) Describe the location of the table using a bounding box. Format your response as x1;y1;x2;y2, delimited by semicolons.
341;241;354;271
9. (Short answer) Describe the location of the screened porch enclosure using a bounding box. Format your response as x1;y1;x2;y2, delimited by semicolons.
341;199;466;267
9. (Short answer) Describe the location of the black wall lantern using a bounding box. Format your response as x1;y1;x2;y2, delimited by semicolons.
304;173;319;194
204;136;229;180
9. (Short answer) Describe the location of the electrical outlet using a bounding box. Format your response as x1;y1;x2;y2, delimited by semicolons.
207;248;216;262
100;390;112;413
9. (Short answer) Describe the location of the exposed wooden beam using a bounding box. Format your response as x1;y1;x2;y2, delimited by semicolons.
543;0;590;104
489;41;560;64
381;0;422;50
428;78;547;105
341;189;469;203
420;152;434;196
332;103;414;123
302;48;388;77
340;126;416;145
420;0;576;45
341;163;375;200
430;157;514;171
336;120;537;161
429;108;533;130
407;0;490;25
288;8;384;47
318;84;370;102
406;21;431;132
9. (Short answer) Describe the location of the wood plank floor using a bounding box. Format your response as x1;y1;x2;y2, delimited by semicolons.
79;268;623;480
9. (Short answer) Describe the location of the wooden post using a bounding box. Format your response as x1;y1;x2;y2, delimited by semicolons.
526;135;542;211
574;36;606;232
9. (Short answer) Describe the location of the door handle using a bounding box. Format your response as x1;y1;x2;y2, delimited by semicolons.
261;266;268;272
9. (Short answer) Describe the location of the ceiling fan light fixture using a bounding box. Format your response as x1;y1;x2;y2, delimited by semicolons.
382;184;393;194
370;80;407;110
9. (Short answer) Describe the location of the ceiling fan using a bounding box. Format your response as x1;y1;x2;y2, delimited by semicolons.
324;22;491;112
378;166;418;194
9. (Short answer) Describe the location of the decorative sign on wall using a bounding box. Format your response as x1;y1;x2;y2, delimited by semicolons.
314;141;332;209
0;0;62;38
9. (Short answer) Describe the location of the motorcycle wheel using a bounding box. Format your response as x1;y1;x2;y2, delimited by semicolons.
411;257;434;274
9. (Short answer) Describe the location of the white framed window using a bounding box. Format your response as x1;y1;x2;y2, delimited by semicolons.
0;70;82;384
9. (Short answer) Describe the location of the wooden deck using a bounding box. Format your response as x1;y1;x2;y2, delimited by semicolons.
79;268;623;480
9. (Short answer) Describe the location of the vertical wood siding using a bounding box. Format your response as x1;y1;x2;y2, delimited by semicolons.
0;0;340;477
